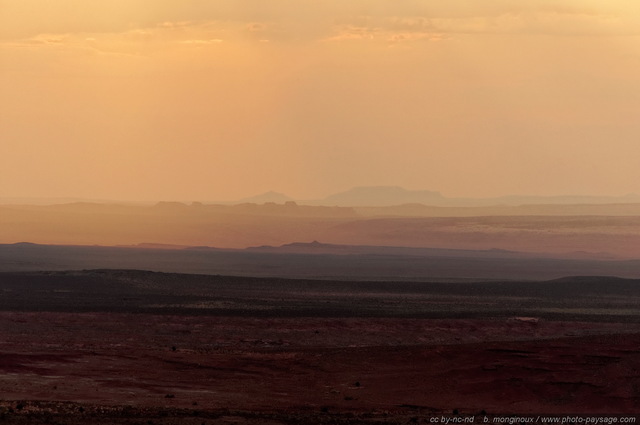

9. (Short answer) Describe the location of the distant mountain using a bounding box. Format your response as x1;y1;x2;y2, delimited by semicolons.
237;191;295;204
245;241;530;258
321;186;445;207
0;197;137;206
354;202;640;217
313;186;640;208
489;193;640;206
6;187;640;209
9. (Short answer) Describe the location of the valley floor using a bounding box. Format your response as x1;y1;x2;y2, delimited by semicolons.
1;271;639;423
1;312;640;423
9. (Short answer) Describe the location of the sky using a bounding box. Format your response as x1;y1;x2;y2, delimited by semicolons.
1;0;640;202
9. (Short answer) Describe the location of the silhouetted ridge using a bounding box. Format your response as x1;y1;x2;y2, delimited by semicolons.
323;186;445;207
238;191;295;204
548;276;632;283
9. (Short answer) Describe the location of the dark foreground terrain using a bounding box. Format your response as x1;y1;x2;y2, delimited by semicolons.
4;242;640;281
1;270;640;423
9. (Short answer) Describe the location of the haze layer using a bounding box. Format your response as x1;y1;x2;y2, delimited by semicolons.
2;1;640;202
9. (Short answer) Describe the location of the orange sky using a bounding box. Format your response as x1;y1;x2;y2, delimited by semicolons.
1;0;640;202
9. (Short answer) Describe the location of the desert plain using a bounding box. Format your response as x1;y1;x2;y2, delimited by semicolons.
1;269;639;424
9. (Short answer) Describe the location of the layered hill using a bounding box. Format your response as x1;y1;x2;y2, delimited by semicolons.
3;201;640;258
2;242;640;281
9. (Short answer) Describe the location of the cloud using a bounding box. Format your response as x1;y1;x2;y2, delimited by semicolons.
318;4;640;45
325;25;445;43
181;39;223;45
30;34;70;44
328;9;639;43
425;11;632;37
1;2;638;55
0;20;228;56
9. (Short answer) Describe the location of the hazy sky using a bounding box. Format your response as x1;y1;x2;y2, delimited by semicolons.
2;0;640;202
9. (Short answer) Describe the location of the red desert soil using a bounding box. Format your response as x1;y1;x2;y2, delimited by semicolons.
2;312;640;423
